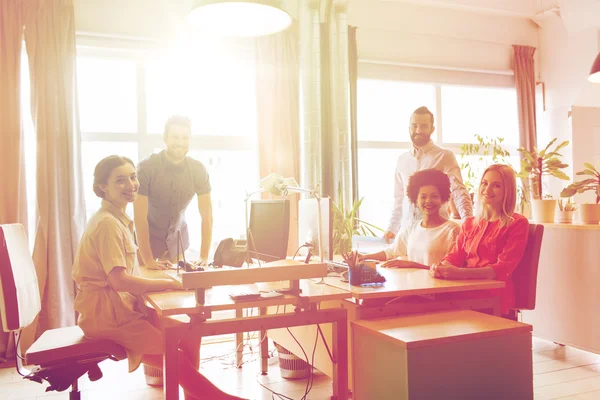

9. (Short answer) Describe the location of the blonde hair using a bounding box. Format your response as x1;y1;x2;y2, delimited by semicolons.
475;164;517;226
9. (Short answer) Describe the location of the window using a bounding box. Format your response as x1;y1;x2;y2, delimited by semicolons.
74;44;258;257
77;57;138;133
441;86;519;146
357;80;435;142
145;53;256;137
357;78;520;230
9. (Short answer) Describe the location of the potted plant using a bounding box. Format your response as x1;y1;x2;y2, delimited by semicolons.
460;135;529;216
460;135;511;196
332;186;384;254
517;138;570;223
560;162;600;224
556;198;577;223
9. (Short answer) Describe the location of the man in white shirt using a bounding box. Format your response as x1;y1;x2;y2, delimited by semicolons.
383;106;472;242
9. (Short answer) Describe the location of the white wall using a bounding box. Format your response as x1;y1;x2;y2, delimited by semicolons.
73;0;299;42
348;0;539;73
74;0;185;41
537;11;600;198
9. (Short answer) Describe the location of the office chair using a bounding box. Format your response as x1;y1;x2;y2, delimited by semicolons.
0;223;126;400
506;223;544;320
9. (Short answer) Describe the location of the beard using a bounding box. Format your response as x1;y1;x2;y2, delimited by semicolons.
166;146;188;162
410;133;431;147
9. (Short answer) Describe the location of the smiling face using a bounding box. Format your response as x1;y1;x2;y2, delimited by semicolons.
98;162;139;209
164;124;191;162
409;112;434;148
479;170;505;209
416;185;443;216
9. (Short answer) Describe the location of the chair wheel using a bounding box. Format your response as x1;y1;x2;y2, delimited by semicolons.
87;365;103;381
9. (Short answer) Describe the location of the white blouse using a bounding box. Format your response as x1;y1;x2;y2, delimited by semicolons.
384;219;460;266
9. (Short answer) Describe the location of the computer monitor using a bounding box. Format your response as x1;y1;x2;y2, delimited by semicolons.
298;197;332;261
248;199;290;262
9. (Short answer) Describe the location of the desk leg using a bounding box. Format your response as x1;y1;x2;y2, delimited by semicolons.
332;317;348;400
260;306;268;375
236;309;243;368
164;327;180;400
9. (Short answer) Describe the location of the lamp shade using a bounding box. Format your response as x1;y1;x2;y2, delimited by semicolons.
188;0;292;37
589;52;600;83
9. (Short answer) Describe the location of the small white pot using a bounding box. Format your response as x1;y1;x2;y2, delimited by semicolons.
555;210;574;224
531;199;557;223
579;204;600;224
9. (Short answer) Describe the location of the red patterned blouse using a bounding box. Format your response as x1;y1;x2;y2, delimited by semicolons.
443;213;529;314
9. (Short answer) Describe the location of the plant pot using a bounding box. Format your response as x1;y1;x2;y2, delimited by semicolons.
555;210;574;224
578;204;600;224
530;199;557;223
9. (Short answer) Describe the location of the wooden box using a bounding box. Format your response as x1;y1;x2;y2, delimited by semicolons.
351;310;532;400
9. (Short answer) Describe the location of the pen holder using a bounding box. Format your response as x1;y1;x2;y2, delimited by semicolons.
348;267;362;286
348;264;386;286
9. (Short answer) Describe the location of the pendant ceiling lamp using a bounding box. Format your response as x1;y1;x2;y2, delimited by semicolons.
589;52;600;83
187;0;292;37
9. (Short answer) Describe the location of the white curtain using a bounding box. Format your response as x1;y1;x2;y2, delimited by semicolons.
21;0;86;350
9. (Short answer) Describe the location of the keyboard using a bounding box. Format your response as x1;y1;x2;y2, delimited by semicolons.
229;291;262;301
327;260;348;271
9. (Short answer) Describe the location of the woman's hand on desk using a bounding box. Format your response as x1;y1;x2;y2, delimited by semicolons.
381;259;417;269
430;263;463;279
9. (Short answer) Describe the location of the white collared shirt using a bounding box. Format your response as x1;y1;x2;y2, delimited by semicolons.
387;141;473;234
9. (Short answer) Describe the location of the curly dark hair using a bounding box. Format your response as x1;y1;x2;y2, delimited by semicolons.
406;169;451;205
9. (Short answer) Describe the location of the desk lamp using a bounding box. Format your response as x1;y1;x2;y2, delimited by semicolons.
260;173;326;280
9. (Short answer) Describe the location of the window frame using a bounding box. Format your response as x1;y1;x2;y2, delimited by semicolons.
355;74;521;229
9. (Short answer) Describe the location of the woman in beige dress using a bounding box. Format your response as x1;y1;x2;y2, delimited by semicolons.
72;155;243;400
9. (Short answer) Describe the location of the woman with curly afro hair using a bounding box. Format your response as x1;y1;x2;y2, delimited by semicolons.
359;169;460;269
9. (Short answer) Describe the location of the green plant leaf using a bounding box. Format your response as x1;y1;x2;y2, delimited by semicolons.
550;170;570;180
541;138;557;155
554;140;569;152
576;169;598;177
584;162;599;173
560;187;577;197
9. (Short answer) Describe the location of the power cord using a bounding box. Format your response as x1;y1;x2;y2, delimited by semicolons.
14;332;27;377
302;326;320;400
285;327;312;400
292;242;313;260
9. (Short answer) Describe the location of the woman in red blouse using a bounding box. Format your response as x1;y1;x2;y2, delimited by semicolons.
430;164;529;315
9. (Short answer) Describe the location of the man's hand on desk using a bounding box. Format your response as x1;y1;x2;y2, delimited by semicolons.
146;259;174;270
191;259;208;268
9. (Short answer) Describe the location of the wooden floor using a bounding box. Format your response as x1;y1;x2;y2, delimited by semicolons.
2;336;600;399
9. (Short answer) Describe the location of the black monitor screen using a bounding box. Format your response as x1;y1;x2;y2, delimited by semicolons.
248;199;290;262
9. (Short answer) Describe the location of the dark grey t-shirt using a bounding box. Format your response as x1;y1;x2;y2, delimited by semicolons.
137;150;211;258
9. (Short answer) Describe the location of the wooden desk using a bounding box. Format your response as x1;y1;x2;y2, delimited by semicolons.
322;267;505;300
142;274;351;400
269;267;506;389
